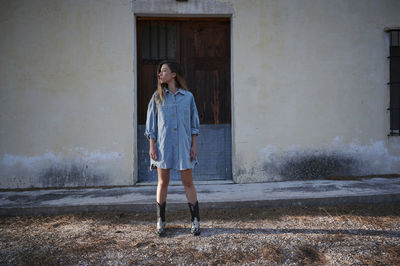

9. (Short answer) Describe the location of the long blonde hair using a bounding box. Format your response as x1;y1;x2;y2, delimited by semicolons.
155;60;188;106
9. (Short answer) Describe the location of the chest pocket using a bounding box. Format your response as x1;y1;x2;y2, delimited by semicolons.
158;104;175;126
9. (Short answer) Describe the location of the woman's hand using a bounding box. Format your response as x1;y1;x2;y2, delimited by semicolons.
149;139;158;161
190;145;197;162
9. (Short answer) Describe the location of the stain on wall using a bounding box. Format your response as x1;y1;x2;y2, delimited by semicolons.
0;150;128;188
38;162;107;188
235;139;400;183
262;150;361;180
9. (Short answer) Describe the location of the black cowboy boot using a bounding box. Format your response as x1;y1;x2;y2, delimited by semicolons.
156;201;166;236
188;201;201;236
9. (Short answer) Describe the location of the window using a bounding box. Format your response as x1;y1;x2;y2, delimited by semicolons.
387;28;400;136
140;21;177;62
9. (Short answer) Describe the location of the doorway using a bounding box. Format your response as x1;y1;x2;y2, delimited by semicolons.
137;17;231;182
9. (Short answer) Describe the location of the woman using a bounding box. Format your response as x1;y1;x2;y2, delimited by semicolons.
144;60;201;236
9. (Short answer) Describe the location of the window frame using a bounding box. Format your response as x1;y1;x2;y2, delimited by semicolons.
385;27;400;136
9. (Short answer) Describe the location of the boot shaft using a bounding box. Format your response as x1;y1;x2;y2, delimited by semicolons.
157;201;166;222
188;201;200;222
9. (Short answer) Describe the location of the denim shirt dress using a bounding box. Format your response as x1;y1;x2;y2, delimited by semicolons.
144;88;200;170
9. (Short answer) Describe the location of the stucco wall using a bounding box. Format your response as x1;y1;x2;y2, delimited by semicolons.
1;0;400;188
232;0;400;182
0;0;134;188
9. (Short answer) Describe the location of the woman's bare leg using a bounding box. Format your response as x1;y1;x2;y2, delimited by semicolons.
157;168;170;204
180;169;197;204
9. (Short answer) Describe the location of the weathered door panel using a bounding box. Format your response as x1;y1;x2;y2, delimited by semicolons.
182;21;231;125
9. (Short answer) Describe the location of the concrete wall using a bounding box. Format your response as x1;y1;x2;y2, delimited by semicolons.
0;0;135;188
1;0;400;188
232;0;400;182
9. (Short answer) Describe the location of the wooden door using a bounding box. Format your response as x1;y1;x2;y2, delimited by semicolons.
181;21;231;125
137;18;231;182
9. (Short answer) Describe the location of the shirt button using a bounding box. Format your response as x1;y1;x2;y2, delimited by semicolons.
173;114;176;118
175;143;178;146
173;128;177;131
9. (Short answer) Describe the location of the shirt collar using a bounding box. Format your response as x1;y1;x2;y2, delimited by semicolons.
165;88;186;95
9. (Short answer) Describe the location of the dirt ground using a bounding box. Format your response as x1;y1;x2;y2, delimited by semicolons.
0;203;400;265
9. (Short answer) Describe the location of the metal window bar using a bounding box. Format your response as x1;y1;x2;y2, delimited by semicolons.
149;23;152;59
157;22;160;59
165;24;168;59
387;29;400;136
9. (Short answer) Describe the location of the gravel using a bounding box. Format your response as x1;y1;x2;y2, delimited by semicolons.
0;203;399;265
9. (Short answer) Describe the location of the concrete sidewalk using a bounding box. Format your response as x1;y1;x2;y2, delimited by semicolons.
1;177;400;216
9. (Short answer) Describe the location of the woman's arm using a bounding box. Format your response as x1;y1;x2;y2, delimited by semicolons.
145;94;158;161
190;95;200;136
144;94;158;141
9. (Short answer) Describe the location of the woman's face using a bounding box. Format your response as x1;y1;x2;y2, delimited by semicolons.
159;64;176;84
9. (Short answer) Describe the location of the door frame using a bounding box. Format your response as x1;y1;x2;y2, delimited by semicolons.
131;1;235;184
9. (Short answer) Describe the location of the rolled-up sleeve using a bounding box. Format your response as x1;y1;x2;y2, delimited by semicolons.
144;94;158;141
190;95;200;135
